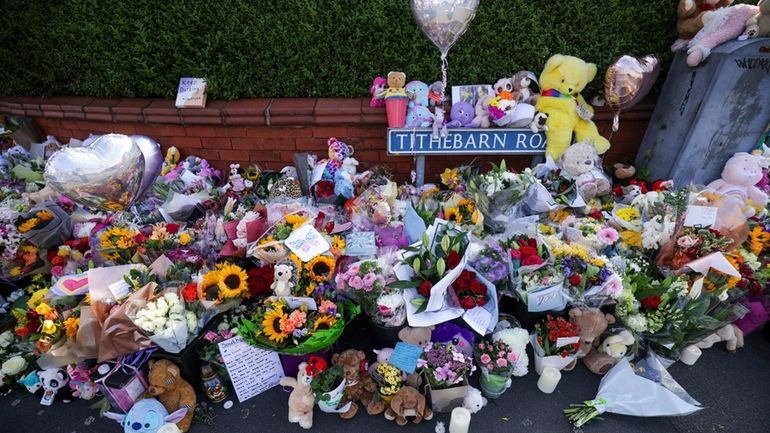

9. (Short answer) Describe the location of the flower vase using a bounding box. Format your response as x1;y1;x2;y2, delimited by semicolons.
424;373;468;413
317;378;350;413
478;369;512;399
531;333;577;375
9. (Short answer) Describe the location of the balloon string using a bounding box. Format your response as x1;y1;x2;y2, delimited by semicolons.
441;52;448;101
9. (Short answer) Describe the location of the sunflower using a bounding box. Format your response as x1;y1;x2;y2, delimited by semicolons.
263;307;290;343
444;206;461;223
305;255;335;283
312;314;337;332
288;253;303;276
749;226;770;255
17;218;39;233
217;263;249;299
199;270;222;302
285;214;308;230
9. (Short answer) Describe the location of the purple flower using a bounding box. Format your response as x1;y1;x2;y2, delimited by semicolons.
363;273;377;288
349;276;364;290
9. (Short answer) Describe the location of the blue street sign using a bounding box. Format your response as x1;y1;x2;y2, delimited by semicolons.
387;128;546;155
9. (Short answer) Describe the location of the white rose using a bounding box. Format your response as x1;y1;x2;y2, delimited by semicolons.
185;312;198;335
2;356;28;376
0;331;14;349
155;298;169;316
152;317;168;331
169;303;184;315
146;302;157;312
137;318;154;333
164;292;179;305
217;322;229;332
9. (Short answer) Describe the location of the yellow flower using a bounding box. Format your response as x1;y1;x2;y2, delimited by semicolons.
178;232;192;246
749;226;770;255
444;207;461;223
305;255;336;283
84;293;91;305
217;263;249;300
36;210;53;221
440;168;460;190
313;315;337;332
421;186;439;200
288;254;303;276
35;303;54;317
306;282;317;297
615;208;640;222
331;236;345;254
41;320;57;335
263;307;290;343
285;214;308;230
64;317;79;339
549;209;571;224
539;224;556;235
9;267;22;277
471;209;481;225
27;289;49;309
17;218;39;233
199;270;222;302
150;225;170;241
620;230;643;248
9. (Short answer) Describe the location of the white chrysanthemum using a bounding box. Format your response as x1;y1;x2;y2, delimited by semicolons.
377;292;405;310
626;314;648;333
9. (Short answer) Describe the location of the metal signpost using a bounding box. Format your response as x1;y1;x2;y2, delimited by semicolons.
387;128;547;185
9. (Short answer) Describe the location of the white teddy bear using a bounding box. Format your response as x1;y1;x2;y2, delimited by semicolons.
270;262;295;297
558;141;612;200
462;386;487;414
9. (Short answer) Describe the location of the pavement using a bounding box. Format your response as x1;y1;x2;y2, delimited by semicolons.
2;320;770;433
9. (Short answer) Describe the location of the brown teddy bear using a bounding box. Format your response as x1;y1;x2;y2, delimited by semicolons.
397;326;434;388
384;386;433;426
568;307;616;358
145;359;196;432
672;0;734;51
332;349;385;419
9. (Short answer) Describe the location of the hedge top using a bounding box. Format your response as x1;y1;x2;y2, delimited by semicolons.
0;0;686;100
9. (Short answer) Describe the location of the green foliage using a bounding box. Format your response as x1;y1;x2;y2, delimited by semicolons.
0;0;685;99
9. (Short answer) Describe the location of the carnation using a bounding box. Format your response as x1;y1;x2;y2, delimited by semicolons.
597;227;619;245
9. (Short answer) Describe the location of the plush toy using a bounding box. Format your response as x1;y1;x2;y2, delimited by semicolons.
431;323;475;358
492;327;530;377
19;371;42;395
227;163;245;193
686;4;760;66
105;398;188;433
672;0;734;51
529;112;549;133
320;137;354;181
67;363;98;400
38;368;73;405
157;424;183;433
406;81;430;108
582;330;635;375
145;359;196;432
462;386;487;414
493;77;514;100
471;95;493;128
445;102;475;128
568;307;616;358
744;0;770;38
383;386;433;426
613;162;636;182
271;261;296;297
536;54;610;161
386;71;407;98
278;361;315;429
706;152;768;217
332;349;385;419
433;107;448;138
558;141;612;200
370;76;388;107
511;70;537;103
428;81;444;107
435;421;446;433
405;105;435;128
398;326;434;388
161;146;181;176
334;157;359;199
696;324;745;352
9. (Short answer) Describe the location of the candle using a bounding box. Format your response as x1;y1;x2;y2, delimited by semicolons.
537;366;561;394
449;407;471;433
680;345;702;366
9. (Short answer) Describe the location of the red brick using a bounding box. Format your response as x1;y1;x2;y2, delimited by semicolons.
224;115;266;126
37;118;62;128
200;137;232;149
179;100;226;117
58;96;94;112
24;109;43;117
62;111;86;120
249;150;281;161
353;150;382;163
223;98;271;116
215;127;247;137
144;114;183;124
70;130;91;140
295;138;328;151
84;112;112;122
9;108;25;116
269;98;316;116
149;125;187;137
113;114;144;123
230;138;260;150
22;100;42;111
314;98;361;116
270;115;314;126
112;98;153;114
165;136;202;148
218;149;249;161
185;126;219;137
42;110;64;119
184;116;222;125
84;98;120;113
348;126;385;139
360;138;387;150
191;149;220;161
110;124;137;135
143;99;180;116
312;126;348;138
315;114;361;125
361;113;387;124
245;127;277;138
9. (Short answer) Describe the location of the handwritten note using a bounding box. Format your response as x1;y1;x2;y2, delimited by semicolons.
218;337;284;402
175;77;207;108
390;342;424;374
463;306;492;336
683;205;717;228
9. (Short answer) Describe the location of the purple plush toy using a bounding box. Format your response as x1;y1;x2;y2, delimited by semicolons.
445;102;476;128
432;323;475;357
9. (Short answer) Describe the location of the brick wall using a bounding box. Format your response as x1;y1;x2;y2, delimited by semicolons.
0;96;654;182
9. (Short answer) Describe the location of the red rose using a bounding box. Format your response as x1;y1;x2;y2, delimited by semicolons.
447;250;461;269
641;295;661;310
314;180;336;199
166;223;180;234
510;249;522;260
568;274;582;287
325;221;335;234
418;280;433;298
50;255;64;266
15;327;30;338
133;233;147;244
459;297;477;309
181;283;198;302
588;209;604;220
519;246;537;258
475;294;489;307
470;279;486;295
26;310;39;321
522;255;544;266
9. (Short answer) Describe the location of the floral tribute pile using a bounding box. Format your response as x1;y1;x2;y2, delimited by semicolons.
0;122;768;431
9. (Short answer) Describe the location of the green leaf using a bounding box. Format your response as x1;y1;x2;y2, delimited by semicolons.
390;280;422;289
415;299;429;314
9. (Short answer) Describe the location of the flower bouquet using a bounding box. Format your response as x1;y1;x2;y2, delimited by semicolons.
468;240;510;286
370;361;403;404
419;342;475;413
531;315;580;374
467;161;537;233
666;226;733;270
130;291;200;353
519;267;565;313
562;217;619;253
551;241;616;303
474;337;521;398
237;298;359;355
4;242;47;280
506;234;550;291
335;259;405;328
15;201;72;249
308;356;349;413
96;225;140;265
440;194;484;236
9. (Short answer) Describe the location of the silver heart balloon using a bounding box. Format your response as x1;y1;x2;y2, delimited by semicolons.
45;133;145;211
411;0;479;56
132;135;163;200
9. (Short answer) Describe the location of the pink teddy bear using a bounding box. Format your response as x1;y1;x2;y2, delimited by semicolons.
369;76;387;108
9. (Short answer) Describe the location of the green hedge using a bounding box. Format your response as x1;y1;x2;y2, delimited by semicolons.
0;0;686;99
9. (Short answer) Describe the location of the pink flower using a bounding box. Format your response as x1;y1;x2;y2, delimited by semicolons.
677;235;697;248
204;330;218;342
498;351;506;358
220;329;234;340
597;227;619;245
349;276;364;290
602;274;623;299
289;310;306;327
480;354;491;364
363;273;377;287
51;265;64;278
487;363;494;370
496;358;508;368
507;352;519;363
478;343;485;350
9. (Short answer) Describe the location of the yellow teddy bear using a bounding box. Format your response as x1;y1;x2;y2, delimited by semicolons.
535;54;610;161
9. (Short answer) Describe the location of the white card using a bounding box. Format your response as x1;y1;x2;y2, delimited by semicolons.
284;225;330;262
463;306;492;336
556;336;580;348
179;170;204;188
218;337;284;403
107;280;131;301
683;205;717;228
280;296;317;310
175;77;207;108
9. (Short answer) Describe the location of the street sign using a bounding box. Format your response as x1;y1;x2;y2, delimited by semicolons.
387;128;546;155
